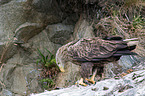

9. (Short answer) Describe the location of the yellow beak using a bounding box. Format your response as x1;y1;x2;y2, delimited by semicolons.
59;65;65;72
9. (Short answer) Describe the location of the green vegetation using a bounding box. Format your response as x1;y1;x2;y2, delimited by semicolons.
37;48;59;90
40;78;55;89
37;48;56;68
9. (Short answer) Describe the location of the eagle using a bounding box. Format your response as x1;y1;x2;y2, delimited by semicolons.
56;36;138;86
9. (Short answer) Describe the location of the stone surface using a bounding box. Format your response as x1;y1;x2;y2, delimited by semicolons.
55;62;81;88
30;0;65;24
22;30;61;56
1;89;13;96
62;13;79;25
45;23;74;45
0;0;12;5
32;0;61;14
10;67;27;94
0;29;62;95
0;0;67;94
73;15;95;40
0;42;17;63
31;70;145;96
0;61;42;95
0;0;27;43
14;22;45;43
0;0;64;44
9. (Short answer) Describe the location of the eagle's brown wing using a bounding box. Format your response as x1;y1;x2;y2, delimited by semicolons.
68;37;128;61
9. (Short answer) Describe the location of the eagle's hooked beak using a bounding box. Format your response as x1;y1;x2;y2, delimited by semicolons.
58;64;65;72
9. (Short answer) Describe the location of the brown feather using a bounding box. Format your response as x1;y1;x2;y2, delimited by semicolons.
67;37;128;62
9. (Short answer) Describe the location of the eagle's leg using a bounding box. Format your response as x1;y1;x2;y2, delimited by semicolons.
86;68;97;84
75;62;93;86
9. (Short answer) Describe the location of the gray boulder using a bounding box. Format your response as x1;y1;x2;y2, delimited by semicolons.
31;69;145;96
45;23;74;45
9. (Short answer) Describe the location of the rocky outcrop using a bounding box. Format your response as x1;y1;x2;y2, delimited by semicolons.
31;57;145;96
14;22;45;44
46;23;74;45
73;14;95;40
0;0;26;43
0;0;76;95
31;69;145;96
0;27;74;95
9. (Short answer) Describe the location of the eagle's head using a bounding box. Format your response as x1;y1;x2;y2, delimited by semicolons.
56;57;65;72
55;40;78;73
55;46;67;73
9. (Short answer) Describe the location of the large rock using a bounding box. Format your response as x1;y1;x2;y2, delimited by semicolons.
45;23;74;45
73;14;95;40
32;0;61;14
0;0;68;95
0;0;65;44
0;51;43;95
0;42;17;63
104;55;139;78
0;30;62;95
55;62;81;88
30;0;65;24
0;0;12;5
31;69;145;96
14;22;45;44
0;0;27;43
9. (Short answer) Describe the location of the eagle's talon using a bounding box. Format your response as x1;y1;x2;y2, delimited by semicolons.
75;78;87;86
120;72;127;77
85;78;96;84
85;69;97;84
126;69;133;73
79;82;87;86
120;69;133;77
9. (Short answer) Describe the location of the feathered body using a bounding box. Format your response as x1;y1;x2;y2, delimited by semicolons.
56;36;137;80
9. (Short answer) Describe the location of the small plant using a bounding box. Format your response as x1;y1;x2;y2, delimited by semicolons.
40;78;55;89
36;48;56;68
36;48;59;90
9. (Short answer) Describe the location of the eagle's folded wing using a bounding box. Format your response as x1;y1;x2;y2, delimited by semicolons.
68;37;131;62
